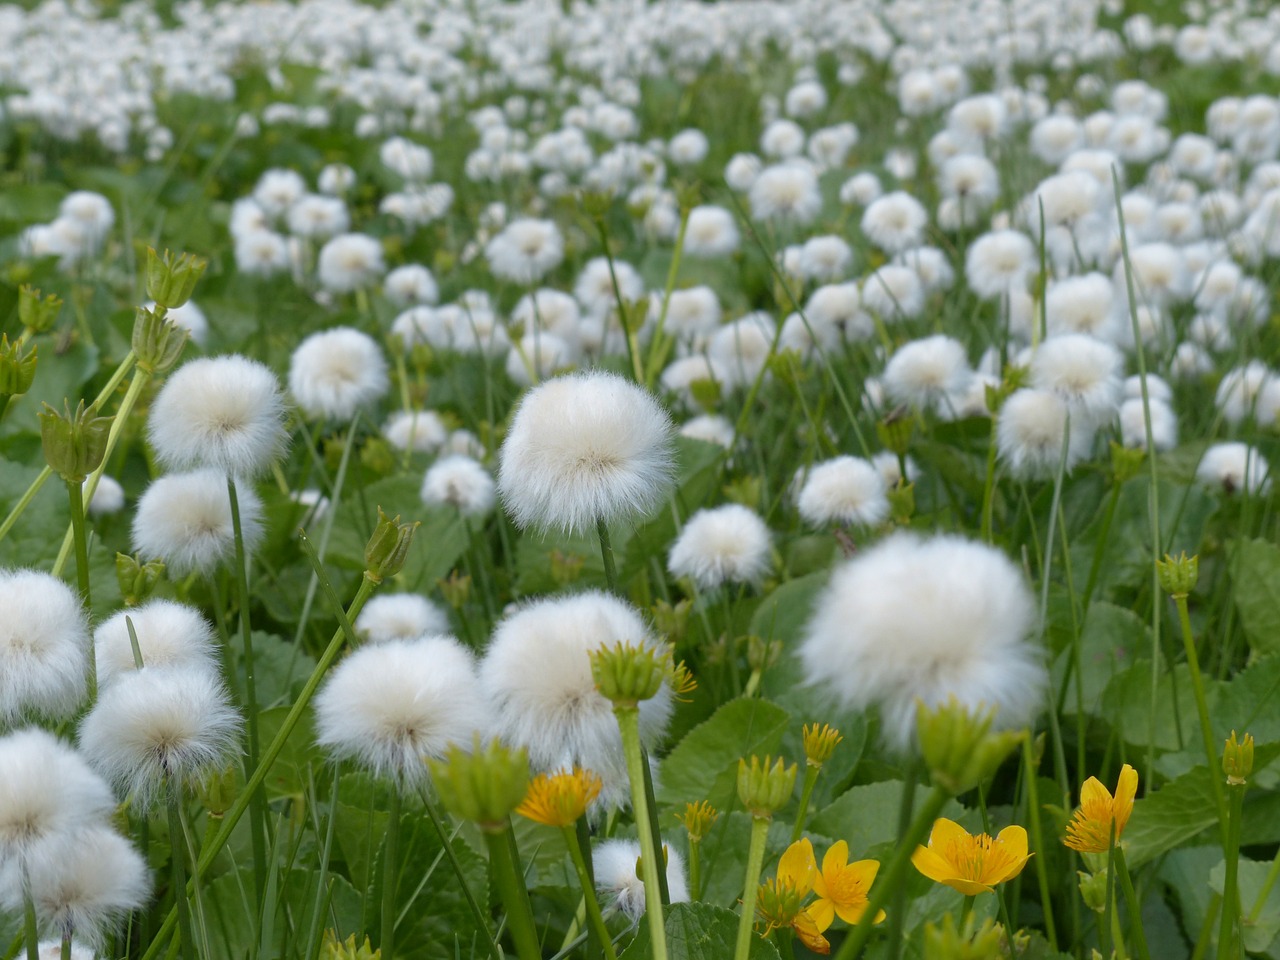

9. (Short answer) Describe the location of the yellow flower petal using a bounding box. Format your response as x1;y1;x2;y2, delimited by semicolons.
778;838;817;896
808;896;835;932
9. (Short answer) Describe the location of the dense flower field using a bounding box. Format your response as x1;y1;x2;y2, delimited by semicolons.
2;0;1280;957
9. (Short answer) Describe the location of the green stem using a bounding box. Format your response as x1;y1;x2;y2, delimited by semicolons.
734;816;771;960
22;865;38;960
382;788;402;960
594;219;644;385
1114;845;1150;960
66;479;90;606
961;895;976;926
831;786;950;960
59;934;70;960
484;826;542;960
1218;782;1245;960
1249;850;1280;923
417;788;503;960
227;476;268;911
597;516;619;596
643;207;690;389
791;766;820;843
1101;821;1117;960
885;767;918;960
1081;480;1123;612
563;824;617;960
136;556;378;960
979;417;1000;543
168;788;196;960
688;839;702;903
616;707;668;960
641;746;671;906
1174;594;1229;843
1021;737;1058;951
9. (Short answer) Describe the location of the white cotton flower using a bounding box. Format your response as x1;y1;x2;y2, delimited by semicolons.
316;233;386;293
0;570;88;723
286;194;349;239
85;475;125;518
252;168;306;218
289;327;389;422
148;355;289;477
234;230;290;277
840;172;882;207
807;283;873;341
131;470;263;577
668;129;708;166
594;839;689;923
871;450;920;488
883;335;972;415
499;371;674;534
485;218;564;284
35;942;93;960
78;665;242;809
668;504;771;591
384;264;439;306
1119;397;1178;451
749;162;822;224
663;287;721;343
380;136;433;181
966;229;1036;300
683;206;740;258
383;410;448;453
1030;115;1084;165
861;192;929;254
679;415;734;449
1029;334;1124;427
761;118;806;159
159;300;209;348
314;635;484;786
725;153;763;192
796;456;889;529
6;825;149;949
1045;273;1117;340
996;388;1091;480
661;355;730;409
318;163;356;196
0;730;114;866
862;265;924;321
785;80;828;118
1197;442;1271;495
574;257;644;315
504;333;575;387
1215;362;1274;425
354;594;450;645
1115;242;1189;309
94;600;217;689
898;247;955;296
799;235;853;281
480;591;673;810
707;313;776;387
58;192;114;244
1031;171;1101;229
421;455;496;517
799;532;1044;752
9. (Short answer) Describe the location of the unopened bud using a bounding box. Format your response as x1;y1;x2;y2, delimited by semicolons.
652;598;691;645
200;764;239;818
737;755;797;819
675;800;718;843
1156;552;1199;599
916;698;1023;795
550;549;585;587
116;553;165;606
1110;441;1146;484
146;247;207;309
590;641;669;708
132;305;188;373
17;285;62;333
364;508;419;582
802;723;843;767
427;737;529;833
320;931;380;960
876;407;914;456
923;912;1005;960
39;399;110;483
0;335;38;398
1078;869;1109;913
1224;730;1254;786
437;571;472;610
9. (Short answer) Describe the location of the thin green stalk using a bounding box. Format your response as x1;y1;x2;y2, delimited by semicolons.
136;551;377;960
1080;480;1123;612
417;787;503;960
66;477;91;616
979;417;1000;543
563;824;616;960
593;219;644;385
168;789;196;960
640;746;671;906
616;707;668;960
791;766;820;843
643;205;690;389
688;839;703;903
22;866;38;960
597;516;619;596
885;769;918;960
1195;895;1222;960
1101;820;1117;960
1114;846;1150;960
59;934;69;960
831;786;951;960
484;826;542;960
1021;737;1058;950
1174;593;1229;842
1249;852;1280;922
227;476;268;910
382;788;402;960
734;816;770;960
1218;780;1245;960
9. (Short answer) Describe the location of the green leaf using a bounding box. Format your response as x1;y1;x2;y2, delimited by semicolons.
808;781;970;861
1054;601;1144;716
1232;538;1280;657
656;698;790;812
618;900;781;960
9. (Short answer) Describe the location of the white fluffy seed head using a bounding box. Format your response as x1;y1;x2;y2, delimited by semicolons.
131;470;263;577
0;729;115;864
84;475;125;517
480;591;673;811
383;410;448;452
667;504;771;590
1196;442;1272;495
314;635;485;786
796;456;890;528
593;838;689;923
1029;333;1124;427
1119;397;1178;451
94;600;217;689
996;387;1092;480
882;335;972;414
78;665;242;810
421;455;496;517
965;229;1035;299
0;570;89;723
4;825;149;948
316;232;386;292
148;355;289;478
799;532;1045;752
861;191;928;253
354;594;450;645
289;327;389;422
498;371;675;534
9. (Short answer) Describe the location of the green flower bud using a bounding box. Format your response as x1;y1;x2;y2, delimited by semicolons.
132;305;189;374
745;635;780;675
437;571;472;610
736;755;797;819
1078;869;1109;913
923;912;1005;960
688;375;722;412
674;179;701;214
651;598;692;645
359;436;396;476
581;190;613;221
427;738;529;833
1110;440;1146;484
916;698;1024;796
1224;730;1254;786
0;335;38;398
876;407;914;457
723;475;762;511
320;931;380;960
549;549;585;587
887;479;915;525
17;285;62;333
364;508;419;582
589;641;669;708
1156;551;1199;599
39;399;111;483
116;552;166;607
200;764;239;818
146;247;207;309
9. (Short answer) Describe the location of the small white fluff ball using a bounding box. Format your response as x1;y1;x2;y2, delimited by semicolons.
593;838;690;923
94;599;218;689
354;594;451;644
131;471;263;577
796;456;890;528
289;327;390;422
421;455;496;517
667;504;772;590
0;570;89;722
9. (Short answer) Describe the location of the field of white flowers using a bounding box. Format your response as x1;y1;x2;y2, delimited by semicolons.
2;0;1280;957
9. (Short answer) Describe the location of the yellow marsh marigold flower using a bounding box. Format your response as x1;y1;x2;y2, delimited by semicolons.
802;723;843;767
757;839;830;955
811;840;884;928
912;818;1031;895
675;800;718;842
1063;763;1138;853
515;767;602;827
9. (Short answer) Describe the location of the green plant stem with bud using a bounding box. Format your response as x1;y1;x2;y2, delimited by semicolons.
563;822;616;960
1114;845;1150;960
597;516;618;595
1218;775;1246;960
734;815;771;960
382;788;402;960
617;707;668;960
484;825;543;960
168;787;197;960
791;766;820;844
65;476;90;609
1174;592;1229;842
22;869;38;960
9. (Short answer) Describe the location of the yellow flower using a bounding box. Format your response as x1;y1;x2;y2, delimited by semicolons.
757;839;831;955
911;818;1032;895
1063;763;1138;853
810;840;884;928
802;723;843;767
514;767;602;827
